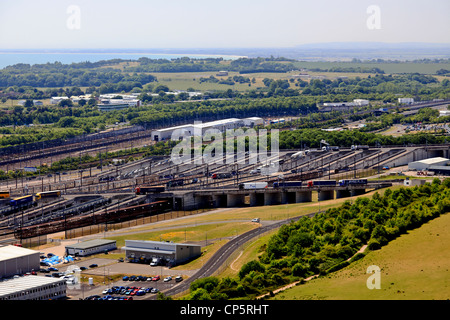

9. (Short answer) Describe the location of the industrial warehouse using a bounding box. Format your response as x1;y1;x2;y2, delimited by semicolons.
0;245;40;278
408;157;450;173
151;117;264;141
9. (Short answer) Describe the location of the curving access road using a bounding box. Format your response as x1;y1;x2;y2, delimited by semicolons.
152;212;315;299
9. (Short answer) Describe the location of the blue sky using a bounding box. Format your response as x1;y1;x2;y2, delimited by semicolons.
0;0;449;49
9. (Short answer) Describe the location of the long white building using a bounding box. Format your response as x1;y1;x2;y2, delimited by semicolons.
151;117;262;141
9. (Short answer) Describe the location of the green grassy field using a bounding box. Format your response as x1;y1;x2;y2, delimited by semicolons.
270;211;450;300
292;61;450;75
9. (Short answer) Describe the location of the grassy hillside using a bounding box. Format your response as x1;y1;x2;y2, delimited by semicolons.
271;209;450;300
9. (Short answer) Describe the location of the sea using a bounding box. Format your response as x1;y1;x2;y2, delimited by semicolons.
0;51;244;69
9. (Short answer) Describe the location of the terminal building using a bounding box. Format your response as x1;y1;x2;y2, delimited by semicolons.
121;240;201;266
65;239;117;257
408;157;450;171
0;245;40;279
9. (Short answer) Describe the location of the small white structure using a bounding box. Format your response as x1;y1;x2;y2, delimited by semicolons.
408;157;450;171
439;110;450;117
50;96;69;104
353;99;370;106
398;97;414;104
243;117;264;127
404;179;426;186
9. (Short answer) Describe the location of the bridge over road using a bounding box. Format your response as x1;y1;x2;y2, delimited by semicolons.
147;182;392;210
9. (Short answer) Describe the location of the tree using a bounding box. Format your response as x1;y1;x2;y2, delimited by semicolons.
58;99;73;107
238;260;265;279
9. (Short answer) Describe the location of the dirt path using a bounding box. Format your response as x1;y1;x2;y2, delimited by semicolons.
256;244;368;300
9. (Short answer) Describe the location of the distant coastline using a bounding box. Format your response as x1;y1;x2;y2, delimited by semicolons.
0;50;246;69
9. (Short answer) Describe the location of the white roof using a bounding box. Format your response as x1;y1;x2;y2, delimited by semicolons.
0;245;39;262
0;276;65;297
153;118;242;133
153;124;193;133
410;157;449;165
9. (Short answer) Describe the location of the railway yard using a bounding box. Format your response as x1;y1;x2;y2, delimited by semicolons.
1;113;449;300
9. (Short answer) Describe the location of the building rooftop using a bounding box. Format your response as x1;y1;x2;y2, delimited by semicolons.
65;239;116;250
0;276;65;297
411;157;449;165
0;245;39;262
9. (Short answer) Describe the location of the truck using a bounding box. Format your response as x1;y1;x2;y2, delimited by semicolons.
135;185;165;194
307;180;336;187
273;181;303;188
211;172;232;179
291;151;305;159
351;145;369;151
150;257;161;266
166;179;184;188
338;179;368;186
239;182;268;190
322;146;340;151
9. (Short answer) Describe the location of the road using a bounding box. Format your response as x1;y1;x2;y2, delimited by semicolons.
150;212;314;299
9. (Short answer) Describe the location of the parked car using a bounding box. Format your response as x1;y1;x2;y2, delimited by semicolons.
152;275;160;281
163;276;172;282
89;264;98;268
48;267;58;271
122;276;129;281
175;276;183;282
151;288;159;293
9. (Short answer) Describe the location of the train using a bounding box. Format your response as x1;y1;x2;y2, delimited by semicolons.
273;181;303;188
338;179;368;186
0;191;10;199
135;185;165;194
15;200;172;239
10;195;34;207
239;182;268;190
307;180;337;187
35;190;61;200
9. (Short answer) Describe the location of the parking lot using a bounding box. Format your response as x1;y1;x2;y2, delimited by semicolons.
58;257;193;300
